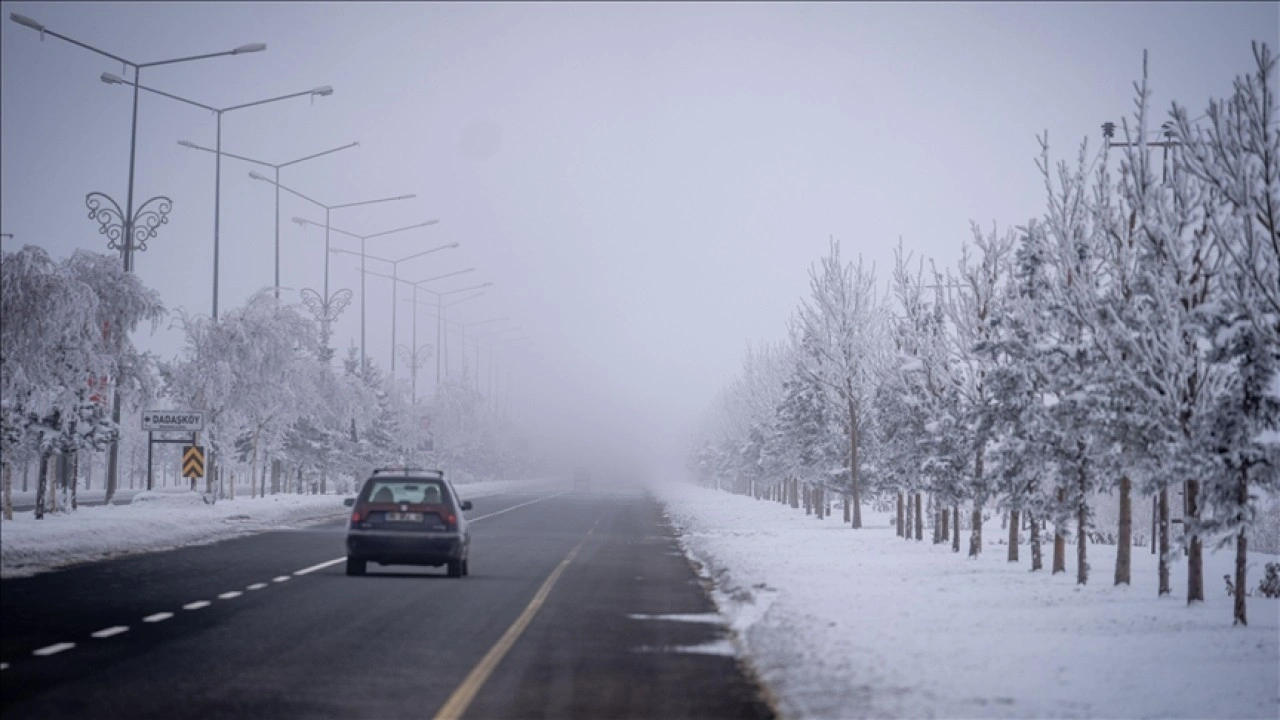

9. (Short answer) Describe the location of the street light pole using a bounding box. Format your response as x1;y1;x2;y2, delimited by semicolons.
178;140;360;299
103;77;334;319
302;219;447;373
9;13;268;503
249;174;413;352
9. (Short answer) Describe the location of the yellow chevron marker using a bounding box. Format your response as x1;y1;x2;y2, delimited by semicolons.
182;445;205;478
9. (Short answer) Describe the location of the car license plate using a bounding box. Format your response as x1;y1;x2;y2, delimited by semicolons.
385;512;422;522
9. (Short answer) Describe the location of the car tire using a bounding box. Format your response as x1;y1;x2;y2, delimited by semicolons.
346;556;366;576
462;559;470;576
447;559;463;578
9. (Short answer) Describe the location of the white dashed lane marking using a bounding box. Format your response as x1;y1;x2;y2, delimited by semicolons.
182;601;211;611
294;558;344;576
272;575;290;583
33;643;75;657
91;626;129;639
218;591;243;600
247;582;268;590
143;612;174;623
1;662;9;670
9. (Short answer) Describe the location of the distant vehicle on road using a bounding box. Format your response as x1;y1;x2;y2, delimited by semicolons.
573;467;591;493
344;468;472;577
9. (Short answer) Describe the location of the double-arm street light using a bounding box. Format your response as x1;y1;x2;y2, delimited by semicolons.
9;13;266;272
9;13;267;502
297;217;447;373
359;266;488;400
99;75;334;318
175;140;358;300
247;174;414;350
455;317;511;390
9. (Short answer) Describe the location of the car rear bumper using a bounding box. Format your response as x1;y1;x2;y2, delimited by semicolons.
346;530;465;564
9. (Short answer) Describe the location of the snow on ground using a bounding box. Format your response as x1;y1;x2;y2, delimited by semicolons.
654;481;1280;720
0;477;554;579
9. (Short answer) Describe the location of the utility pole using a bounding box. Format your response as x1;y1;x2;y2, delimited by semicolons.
1102;121;1180;184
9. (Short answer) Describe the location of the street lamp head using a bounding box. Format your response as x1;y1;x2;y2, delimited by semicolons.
449;242;460;249
396;194;416;201
10;13;45;32
100;72;126;85
232;43;267;55
177;140;198;149
249;170;267;181
311;85;334;97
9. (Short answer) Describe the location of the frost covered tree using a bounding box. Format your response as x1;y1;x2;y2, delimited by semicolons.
1172;43;1280;624
792;238;887;528
1;246;162;516
937;223;1016;557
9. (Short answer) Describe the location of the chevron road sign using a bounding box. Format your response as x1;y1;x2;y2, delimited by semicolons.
183;445;205;479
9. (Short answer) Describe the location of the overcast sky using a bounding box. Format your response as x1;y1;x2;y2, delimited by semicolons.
2;2;1276;471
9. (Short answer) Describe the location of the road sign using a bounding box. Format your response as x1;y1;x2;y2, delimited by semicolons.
143;410;204;432
183;445;205;479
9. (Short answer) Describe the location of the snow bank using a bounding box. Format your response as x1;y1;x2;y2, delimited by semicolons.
655;482;1280;720
1;478;552;579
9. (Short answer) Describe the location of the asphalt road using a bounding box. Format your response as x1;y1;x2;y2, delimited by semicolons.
0;485;774;719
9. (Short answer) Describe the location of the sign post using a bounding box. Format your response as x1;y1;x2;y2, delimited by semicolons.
143;410;205;491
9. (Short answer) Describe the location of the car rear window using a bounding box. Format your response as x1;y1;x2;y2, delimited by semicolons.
363;480;448;505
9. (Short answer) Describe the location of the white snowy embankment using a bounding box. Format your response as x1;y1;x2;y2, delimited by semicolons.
0;478;550;579
655;481;1280;720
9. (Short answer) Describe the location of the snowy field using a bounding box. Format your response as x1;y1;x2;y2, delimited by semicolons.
0;478;554;579
655;482;1280;720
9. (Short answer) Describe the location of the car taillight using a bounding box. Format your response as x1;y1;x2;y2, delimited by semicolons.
446;513;456;528
351;509;364;524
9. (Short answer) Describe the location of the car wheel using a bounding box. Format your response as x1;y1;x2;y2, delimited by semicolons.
346;556;366;576
462;559;470;576
447;559;463;578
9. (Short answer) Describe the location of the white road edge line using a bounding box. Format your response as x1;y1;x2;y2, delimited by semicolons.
183;601;211;610
294;491;570;576
246;582;268;590
218;591;243;600
470;491;567;523
294;558;345;576
91;626;129;639
143;612;173;623
33;643;75;657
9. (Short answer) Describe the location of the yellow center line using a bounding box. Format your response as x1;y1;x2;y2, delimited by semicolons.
433;518;600;720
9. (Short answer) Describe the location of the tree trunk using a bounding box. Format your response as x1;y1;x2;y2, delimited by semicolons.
940;506;949;545
848;392;862;529
271;459;281;496
1077;498;1088;585
843;495;850;523
250;429;260;500
1186;479;1203;604
71;452;79;511
951;505;960;553
914;493;923;541
896;492;904;537
35;450;51;520
1053;487;1066;574
969;504;983;557
206;448;216;496
817;487;824;520
1008;509;1019;562
1115;476;1132;586
21;459;29;493
1158;487;1171;596
1234;466;1248;625
85;454;92;491
804;483;812;515
2;463;13;520
1029;511;1042;571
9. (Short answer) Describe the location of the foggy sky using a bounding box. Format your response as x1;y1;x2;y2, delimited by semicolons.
2;2;1275;472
